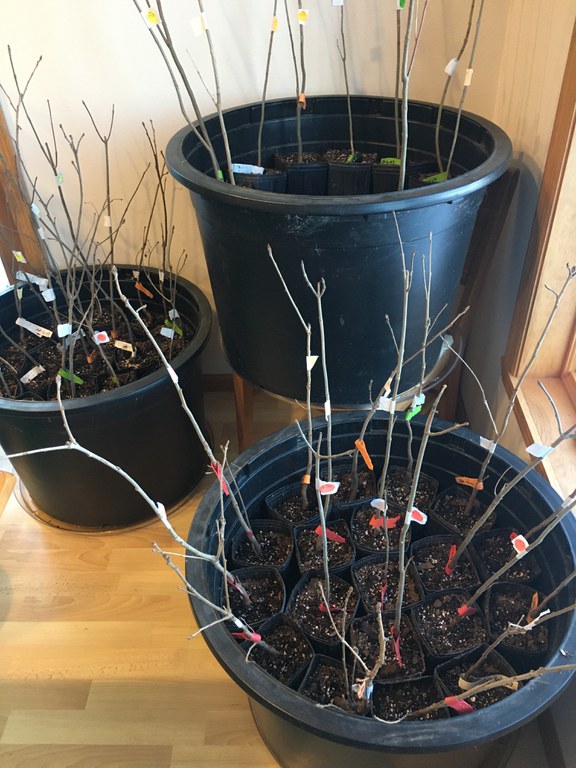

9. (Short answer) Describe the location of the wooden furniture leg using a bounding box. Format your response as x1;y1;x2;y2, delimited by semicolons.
233;373;255;452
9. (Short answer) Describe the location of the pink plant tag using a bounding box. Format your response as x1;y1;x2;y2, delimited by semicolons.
380;583;388;606
391;626;403;668
315;478;341;495
315;525;346;543
407;507;427;525
510;532;529;558
457;604;478;618
445;696;474;714
210;460;230;496
319;603;342;613
231;631;262;643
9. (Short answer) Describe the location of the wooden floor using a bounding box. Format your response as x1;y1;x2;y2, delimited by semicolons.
0;389;563;768
0;390;301;768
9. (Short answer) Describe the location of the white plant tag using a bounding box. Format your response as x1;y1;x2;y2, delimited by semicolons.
114;340;134;353
306;354;318;371
167;366;179;384
324;399;331;419
57;323;73;338
444;58;459;76
526;442;552;459
332;0;344;6
12;250;26;263
464;68;474;87
41;288;56;302
20;365;45;384
191;14;206;35
103;215;112;228
93;330;110;345
231;163;264;175
15;317;53;338
158;270;165;284
168;308;180;320
315;478;340;495
160;326;175;339
31;203;40;217
479;436;496;451
370;498;387;513
378;396;395;414
38;227;45;240
406;507;428;525
132;270;140;279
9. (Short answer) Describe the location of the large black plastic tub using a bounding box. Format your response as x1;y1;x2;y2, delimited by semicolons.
0;267;212;529
187;412;576;767
167;96;512;405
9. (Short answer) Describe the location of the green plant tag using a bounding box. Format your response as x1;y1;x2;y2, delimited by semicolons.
346;151;360;163
422;171;448;184
405;404;422;421
380;157;401;166
397;0;406;8
217;169;224;180
164;319;183;337
58;368;84;385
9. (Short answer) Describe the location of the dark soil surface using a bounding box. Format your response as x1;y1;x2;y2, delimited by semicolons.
324;149;378;165
385;468;437;512
276;151;324;166
3;299;191;401
373;677;446;721
334;469;377;505
413;592;488;657
299;657;371;715
437;651;519;710
233;525;293;568
267;486;318;525
487;584;549;654
249;621;313;685
350;614;426;680
352;559;421;613
431;488;496;536
474;530;541;583
413;539;480;593
296;520;354;572
287;576;357;644
228;570;285;626
351;503;406;552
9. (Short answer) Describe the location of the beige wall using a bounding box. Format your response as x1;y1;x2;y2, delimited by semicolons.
0;1;574;375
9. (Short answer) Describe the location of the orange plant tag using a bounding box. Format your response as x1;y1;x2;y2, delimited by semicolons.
135;281;154;299
354;439;373;470
455;476;484;490
530;592;539;616
369;514;400;529
301;473;311;485
86;350;97;364
298;92;307;109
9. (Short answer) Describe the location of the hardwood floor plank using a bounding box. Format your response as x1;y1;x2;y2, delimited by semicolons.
0;744;173;768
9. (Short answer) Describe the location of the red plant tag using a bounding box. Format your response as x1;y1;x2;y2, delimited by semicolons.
445;696;475;714
510;532;529;558
391;625;403;668
210;460;230;496
134;281;154;299
369;514;400;529
455;476;484;490
380;583;388;606
445;543;458;575
457;604;478;617
231;631;262;643
354;438;374;470
319;603;342;613
314;525;346;543
226;575;250;602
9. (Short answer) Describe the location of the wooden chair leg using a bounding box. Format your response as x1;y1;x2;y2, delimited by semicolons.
232;373;255;452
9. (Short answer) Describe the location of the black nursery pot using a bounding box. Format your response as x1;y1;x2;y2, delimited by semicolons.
167;95;512;405
186;413;576;768
0;266;212;529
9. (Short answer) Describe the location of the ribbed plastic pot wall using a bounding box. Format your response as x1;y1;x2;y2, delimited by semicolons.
167;96;512;406
0;267;212;528
186;412;576;768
